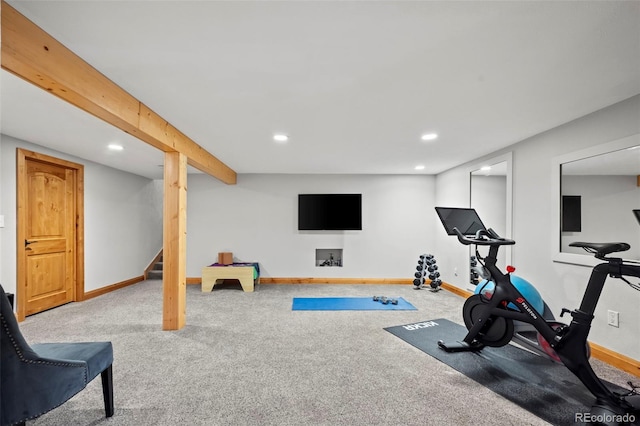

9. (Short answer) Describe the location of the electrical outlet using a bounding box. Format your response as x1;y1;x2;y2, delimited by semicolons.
607;310;619;327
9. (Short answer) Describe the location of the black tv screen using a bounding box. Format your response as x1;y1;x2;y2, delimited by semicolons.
562;195;581;232
435;207;487;236
298;194;362;230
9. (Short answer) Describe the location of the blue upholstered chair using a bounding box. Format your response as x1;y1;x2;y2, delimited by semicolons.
0;285;114;426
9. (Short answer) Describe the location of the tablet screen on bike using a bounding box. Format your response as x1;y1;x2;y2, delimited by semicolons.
435;207;487;236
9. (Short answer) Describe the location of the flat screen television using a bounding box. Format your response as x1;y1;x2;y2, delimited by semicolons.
298;194;362;231
562;195;581;232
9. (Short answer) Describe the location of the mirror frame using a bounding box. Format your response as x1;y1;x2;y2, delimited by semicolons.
552;133;640;266
468;151;513;270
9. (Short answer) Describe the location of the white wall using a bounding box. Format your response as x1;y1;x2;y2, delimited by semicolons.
83;170;163;290
187;173;436;279
433;164;472;288
472;175;508;270
0;134;163;294
435;94;640;358
561;175;639;258
471;175;507;237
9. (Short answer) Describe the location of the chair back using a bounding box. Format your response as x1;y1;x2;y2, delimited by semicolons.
1;285;64;426
1;285;112;426
1;286;37;425
1;285;39;363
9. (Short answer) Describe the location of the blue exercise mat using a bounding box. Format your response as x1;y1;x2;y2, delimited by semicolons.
292;297;416;311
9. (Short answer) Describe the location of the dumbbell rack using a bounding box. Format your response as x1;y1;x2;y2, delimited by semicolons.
413;254;442;292
470;255;479;286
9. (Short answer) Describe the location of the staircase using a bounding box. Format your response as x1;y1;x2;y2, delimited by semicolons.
146;251;163;280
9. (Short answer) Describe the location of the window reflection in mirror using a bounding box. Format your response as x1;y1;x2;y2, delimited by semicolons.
470;161;508;284
560;145;640;260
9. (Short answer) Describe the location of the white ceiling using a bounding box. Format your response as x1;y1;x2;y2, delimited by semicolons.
1;1;639;180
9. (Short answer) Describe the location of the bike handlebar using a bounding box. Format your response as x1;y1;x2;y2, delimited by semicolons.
452;227;640;283
452;227;516;247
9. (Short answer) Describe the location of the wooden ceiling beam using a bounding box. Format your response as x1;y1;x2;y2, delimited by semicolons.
1;1;236;184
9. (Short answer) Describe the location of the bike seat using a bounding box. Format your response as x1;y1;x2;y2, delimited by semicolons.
569;242;630;257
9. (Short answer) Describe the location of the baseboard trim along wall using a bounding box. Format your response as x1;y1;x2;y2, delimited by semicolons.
187;278;413;285
83;275;145;300
440;282;473;298
588;342;640;378
260;278;412;284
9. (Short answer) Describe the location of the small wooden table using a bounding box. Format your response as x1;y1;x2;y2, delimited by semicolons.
201;263;259;293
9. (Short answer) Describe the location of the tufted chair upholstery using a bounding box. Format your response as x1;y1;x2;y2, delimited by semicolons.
0;285;113;426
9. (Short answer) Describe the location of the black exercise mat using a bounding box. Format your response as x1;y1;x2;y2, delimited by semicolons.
385;318;638;426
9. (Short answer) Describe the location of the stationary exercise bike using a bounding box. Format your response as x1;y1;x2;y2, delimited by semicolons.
434;207;640;425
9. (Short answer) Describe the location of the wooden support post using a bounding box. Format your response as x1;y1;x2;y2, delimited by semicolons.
163;152;187;330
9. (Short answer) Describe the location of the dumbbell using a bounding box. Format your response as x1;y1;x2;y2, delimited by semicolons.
430;278;442;290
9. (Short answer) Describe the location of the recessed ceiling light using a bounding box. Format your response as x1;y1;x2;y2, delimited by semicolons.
414;165;425;170
421;133;438;141
273;134;289;142
480;166;492;171
108;144;124;151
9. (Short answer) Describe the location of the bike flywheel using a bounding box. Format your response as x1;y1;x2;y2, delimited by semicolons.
462;294;514;347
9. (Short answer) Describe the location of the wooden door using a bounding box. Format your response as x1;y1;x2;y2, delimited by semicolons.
17;149;84;320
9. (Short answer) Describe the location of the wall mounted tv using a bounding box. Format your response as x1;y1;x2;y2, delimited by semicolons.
562;195;581;232
298;194;362;231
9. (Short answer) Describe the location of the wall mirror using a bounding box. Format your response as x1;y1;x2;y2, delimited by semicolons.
552;134;640;266
469;152;513;285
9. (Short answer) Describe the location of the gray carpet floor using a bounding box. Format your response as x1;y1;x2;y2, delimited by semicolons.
18;280;635;426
